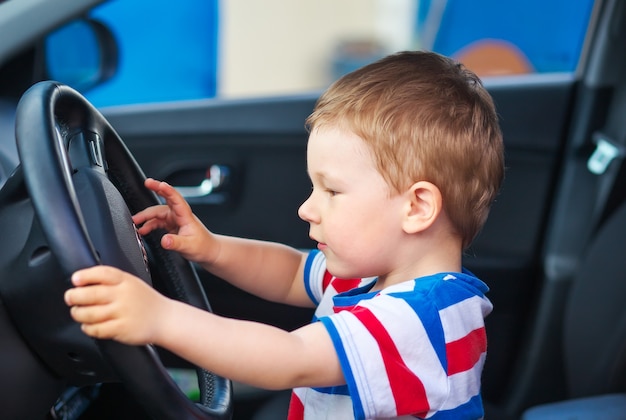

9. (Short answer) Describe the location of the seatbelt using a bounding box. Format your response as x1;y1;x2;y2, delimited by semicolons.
587;131;626;230
544;83;626;282
586;84;626;232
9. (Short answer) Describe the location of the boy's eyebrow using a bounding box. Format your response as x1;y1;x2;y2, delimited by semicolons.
309;172;350;191
308;170;333;184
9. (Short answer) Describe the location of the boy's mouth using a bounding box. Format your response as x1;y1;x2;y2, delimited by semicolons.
309;233;327;250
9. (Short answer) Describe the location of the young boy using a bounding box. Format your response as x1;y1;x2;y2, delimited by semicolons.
65;51;504;419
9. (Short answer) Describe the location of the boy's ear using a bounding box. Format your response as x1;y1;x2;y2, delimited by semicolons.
402;181;442;234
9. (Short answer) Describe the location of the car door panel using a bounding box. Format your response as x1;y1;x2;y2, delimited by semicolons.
102;75;574;404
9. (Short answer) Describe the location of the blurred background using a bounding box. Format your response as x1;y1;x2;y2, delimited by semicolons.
70;0;594;107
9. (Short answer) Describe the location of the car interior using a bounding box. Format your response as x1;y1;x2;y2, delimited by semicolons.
0;0;625;419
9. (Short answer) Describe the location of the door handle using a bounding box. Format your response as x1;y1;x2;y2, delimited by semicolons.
172;165;229;204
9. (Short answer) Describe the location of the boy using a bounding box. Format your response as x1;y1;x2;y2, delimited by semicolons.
65;51;504;419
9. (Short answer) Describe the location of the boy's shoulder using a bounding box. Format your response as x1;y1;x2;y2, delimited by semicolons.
381;271;491;316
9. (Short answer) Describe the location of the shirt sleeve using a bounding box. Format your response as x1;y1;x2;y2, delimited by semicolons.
302;249;328;305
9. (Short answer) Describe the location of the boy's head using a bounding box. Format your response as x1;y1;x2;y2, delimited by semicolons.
306;51;504;249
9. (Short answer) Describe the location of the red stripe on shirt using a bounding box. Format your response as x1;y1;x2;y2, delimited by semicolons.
334;304;357;313
446;327;487;375
322;271;334;293
352;306;430;417
287;392;305;420
331;277;362;294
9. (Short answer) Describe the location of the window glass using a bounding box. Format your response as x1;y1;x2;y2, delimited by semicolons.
80;0;594;107
85;0;218;107
421;0;595;75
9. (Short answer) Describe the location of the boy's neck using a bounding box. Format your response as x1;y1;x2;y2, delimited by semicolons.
371;234;463;292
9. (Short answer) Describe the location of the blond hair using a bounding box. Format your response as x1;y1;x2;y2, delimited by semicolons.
306;51;504;249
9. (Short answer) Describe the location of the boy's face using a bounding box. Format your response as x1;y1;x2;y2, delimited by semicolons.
298;126;408;280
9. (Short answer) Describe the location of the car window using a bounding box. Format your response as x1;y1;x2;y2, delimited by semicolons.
418;0;595;76
70;0;595;108
82;0;218;107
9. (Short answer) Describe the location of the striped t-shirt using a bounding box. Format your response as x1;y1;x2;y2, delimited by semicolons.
287;250;492;419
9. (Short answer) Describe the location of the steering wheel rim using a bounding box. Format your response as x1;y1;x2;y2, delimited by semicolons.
14;81;232;420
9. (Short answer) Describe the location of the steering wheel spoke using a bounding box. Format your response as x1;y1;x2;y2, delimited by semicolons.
67;130;108;175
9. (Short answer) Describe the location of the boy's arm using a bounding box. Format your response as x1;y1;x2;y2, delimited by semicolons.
134;178;312;307
201;235;312;307
160;297;343;390
65;266;344;390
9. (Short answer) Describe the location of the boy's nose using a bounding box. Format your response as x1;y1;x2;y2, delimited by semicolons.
298;195;317;223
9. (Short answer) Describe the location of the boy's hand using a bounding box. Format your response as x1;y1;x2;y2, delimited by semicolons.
133;178;219;264
64;266;172;345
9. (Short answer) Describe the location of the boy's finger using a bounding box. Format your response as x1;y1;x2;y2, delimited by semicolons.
148;180;190;210
144;178;179;202
133;212;171;235
143;177;164;193
141;179;193;222
80;319;118;340
132;205;169;225
70;266;124;287
134;218;163;236
64;284;110;307
161;233;185;251
69;302;114;324
144;179;186;209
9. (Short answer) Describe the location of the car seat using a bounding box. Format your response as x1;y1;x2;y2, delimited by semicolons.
521;198;626;418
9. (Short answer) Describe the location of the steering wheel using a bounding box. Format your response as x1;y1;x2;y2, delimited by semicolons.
10;81;233;419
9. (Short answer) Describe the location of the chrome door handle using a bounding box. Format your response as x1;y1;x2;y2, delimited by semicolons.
173;165;229;203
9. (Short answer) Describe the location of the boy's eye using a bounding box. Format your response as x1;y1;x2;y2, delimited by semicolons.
326;189;337;196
